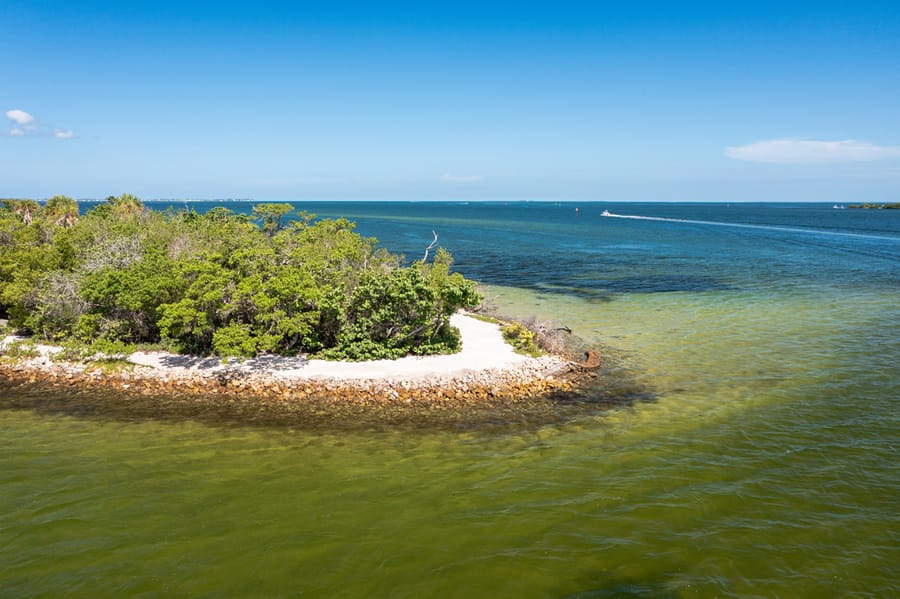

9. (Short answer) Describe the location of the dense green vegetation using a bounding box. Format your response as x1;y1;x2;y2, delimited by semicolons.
848;202;900;209
0;195;480;360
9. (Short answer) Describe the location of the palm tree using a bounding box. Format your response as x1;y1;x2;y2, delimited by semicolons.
9;200;40;225
109;193;144;218
43;195;80;227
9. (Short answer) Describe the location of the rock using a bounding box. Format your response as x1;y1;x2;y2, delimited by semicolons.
580;350;602;368
0;338;590;416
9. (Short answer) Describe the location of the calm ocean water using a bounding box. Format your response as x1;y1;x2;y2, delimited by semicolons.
1;202;897;597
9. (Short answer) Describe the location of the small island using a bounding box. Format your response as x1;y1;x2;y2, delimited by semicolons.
848;202;900;209
0;195;587;406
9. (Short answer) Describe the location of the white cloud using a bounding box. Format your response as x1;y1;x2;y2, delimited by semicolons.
726;138;900;164
440;173;484;183
3;108;75;139
6;109;35;126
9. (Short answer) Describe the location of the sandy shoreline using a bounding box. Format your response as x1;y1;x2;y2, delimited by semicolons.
0;314;584;405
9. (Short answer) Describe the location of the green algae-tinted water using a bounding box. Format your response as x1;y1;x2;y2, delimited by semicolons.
2;202;898;597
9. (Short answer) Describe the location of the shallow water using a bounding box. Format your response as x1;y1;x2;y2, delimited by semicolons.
2;202;898;597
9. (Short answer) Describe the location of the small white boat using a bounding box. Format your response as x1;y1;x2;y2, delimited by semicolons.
601;210;611;216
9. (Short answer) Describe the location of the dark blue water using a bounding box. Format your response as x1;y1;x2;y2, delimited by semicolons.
98;201;897;298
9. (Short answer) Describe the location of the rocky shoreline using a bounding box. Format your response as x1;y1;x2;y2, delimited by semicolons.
0;315;595;410
0;352;583;407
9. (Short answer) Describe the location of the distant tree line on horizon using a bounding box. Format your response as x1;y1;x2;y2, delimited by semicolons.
848;203;900;209
0;194;480;360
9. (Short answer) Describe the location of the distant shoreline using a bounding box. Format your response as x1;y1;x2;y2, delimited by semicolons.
10;198;883;205
848;202;900;210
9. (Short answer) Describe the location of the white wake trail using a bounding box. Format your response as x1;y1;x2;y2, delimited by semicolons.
601;212;899;242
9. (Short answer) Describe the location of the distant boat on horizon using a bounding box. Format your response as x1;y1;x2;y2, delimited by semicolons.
833;204;846;209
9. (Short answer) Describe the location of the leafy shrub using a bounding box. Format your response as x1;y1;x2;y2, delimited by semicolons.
502;321;543;357
325;268;442;360
212;323;267;357
0;195;481;360
24;271;88;339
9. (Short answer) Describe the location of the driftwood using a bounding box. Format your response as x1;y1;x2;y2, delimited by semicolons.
422;230;438;262
578;350;602;368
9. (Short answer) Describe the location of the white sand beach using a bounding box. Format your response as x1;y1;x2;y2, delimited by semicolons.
2;309;587;406
2;314;573;390
126;313;540;381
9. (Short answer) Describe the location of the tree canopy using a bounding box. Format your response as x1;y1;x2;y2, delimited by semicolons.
0;195;481;360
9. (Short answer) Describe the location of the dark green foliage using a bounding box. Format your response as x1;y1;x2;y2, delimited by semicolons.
848;202;900;209
0;195;481;359
326;268;438;360
251;202;294;235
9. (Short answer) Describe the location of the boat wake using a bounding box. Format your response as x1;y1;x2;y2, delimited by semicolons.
601;212;899;242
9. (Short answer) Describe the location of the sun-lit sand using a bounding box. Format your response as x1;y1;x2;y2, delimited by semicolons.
125;313;538;380
1;314;576;402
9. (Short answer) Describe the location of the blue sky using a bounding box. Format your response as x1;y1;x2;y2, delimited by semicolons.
3;1;899;201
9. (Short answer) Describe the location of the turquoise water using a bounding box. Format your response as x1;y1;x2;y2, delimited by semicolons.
2;202;898;597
